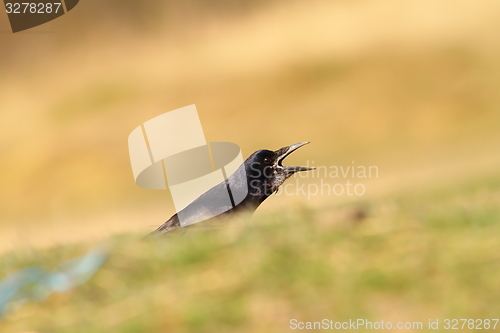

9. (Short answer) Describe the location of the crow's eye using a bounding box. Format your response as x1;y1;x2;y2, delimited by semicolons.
263;157;272;164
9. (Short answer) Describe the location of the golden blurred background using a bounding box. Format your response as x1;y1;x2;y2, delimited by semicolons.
1;0;500;251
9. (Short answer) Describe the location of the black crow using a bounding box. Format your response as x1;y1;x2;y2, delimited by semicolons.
150;142;314;236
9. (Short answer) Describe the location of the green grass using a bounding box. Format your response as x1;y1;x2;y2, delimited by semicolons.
1;177;499;332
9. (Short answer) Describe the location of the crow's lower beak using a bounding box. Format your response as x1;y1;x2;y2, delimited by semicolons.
275;142;315;177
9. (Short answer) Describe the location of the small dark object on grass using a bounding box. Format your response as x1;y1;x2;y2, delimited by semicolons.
150;142;314;236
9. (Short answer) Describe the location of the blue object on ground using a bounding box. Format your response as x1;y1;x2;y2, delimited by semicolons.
0;247;108;317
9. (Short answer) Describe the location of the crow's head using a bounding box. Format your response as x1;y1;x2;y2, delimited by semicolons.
245;142;314;198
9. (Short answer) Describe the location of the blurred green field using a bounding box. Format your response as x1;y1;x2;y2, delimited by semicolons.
1;1;500;230
1;173;499;332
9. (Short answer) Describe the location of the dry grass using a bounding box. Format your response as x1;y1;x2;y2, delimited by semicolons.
0;1;499;330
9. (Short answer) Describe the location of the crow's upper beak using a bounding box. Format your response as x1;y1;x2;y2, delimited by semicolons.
274;142;315;177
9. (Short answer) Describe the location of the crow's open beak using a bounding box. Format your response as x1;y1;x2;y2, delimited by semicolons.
274;142;315;177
